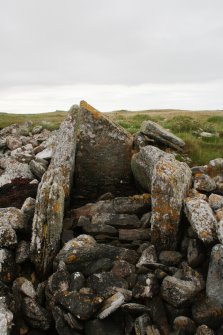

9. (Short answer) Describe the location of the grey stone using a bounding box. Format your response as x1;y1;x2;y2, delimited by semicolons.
0;298;13;335
0;157;34;187
194;174;216;192
15;240;30;264
151;154;192;250
209;193;223;211
92;213;141;228
58;290;103;320
134;314;151;335
29;159;46;179
131;145;168;192
30;106;79;276
75;101;133;197
86;272;128;298
140;120;185;151
136;245;157;268
0;225;17;248
0;207;25;230
55;235;139;273
161;264;205;308
6;136;22;150
32;125;43;134
184;198;217;243
206;244;223;305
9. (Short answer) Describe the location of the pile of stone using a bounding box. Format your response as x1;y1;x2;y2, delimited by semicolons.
0;101;223;335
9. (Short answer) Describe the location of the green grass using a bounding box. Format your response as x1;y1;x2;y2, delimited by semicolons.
1;109;223;166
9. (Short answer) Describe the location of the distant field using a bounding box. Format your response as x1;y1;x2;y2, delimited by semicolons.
1;109;223;166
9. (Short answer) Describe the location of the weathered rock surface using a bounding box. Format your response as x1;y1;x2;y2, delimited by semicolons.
0;157;34;188
161;264;205;307
184;198;217;243
151;154;192;250
30;106;79;276
131;145;168;192
140;120;185;151
206;244;223;305
0;298;13;335
75;101;133;198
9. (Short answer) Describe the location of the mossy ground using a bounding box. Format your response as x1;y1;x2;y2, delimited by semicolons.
1;109;223;166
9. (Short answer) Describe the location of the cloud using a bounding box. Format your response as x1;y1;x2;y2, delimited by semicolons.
0;0;223;112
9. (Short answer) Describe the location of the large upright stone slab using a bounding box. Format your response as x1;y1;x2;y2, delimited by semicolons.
30;106;79;276
75;101;133;197
151;155;192;250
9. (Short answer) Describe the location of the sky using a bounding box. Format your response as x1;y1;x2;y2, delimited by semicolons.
1;0;223;113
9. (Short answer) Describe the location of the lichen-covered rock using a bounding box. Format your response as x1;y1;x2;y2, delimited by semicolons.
54;235;139;274
131;145;169;192
0;298;13;335
208;193;223;211
194;173;216;192
161;264;205;307
29;159;46;179
92;213;141;228
75;101;133;197
0;157;34;188
0;207;25;230
151;155;192;250
72;194;151;220
0;225;17;248
58;290;103;320
140;120;185;151
206;244;223;305
6;136;22;150
184;198;217;243
158;251;182;266
30;106;79;276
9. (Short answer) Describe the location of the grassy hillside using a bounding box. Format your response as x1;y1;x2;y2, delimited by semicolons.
1;109;223;166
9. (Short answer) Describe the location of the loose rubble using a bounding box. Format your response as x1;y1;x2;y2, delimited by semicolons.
0;101;223;334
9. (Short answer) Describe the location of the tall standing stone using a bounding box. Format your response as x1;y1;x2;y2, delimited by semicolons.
30;106;79;276
75;101;133;198
151;155;192;250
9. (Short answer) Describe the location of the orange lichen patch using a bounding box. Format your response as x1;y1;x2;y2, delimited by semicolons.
53;201;61;213
66;254;77;263
80;100;101;119
200;230;210;239
129;193;151;203
194;172;203;178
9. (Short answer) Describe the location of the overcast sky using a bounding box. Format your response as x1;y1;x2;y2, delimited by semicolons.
1;0;223;113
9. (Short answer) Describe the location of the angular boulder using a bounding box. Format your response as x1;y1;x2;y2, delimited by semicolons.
140;120;185;151
151;154;192;250
30;106;79;276
75;101;133;198
131;145;168;192
184;198;217;244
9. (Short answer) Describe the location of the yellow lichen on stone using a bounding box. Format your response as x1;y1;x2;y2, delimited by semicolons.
53;201;60;213
80;100;101;119
66;254;77;263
